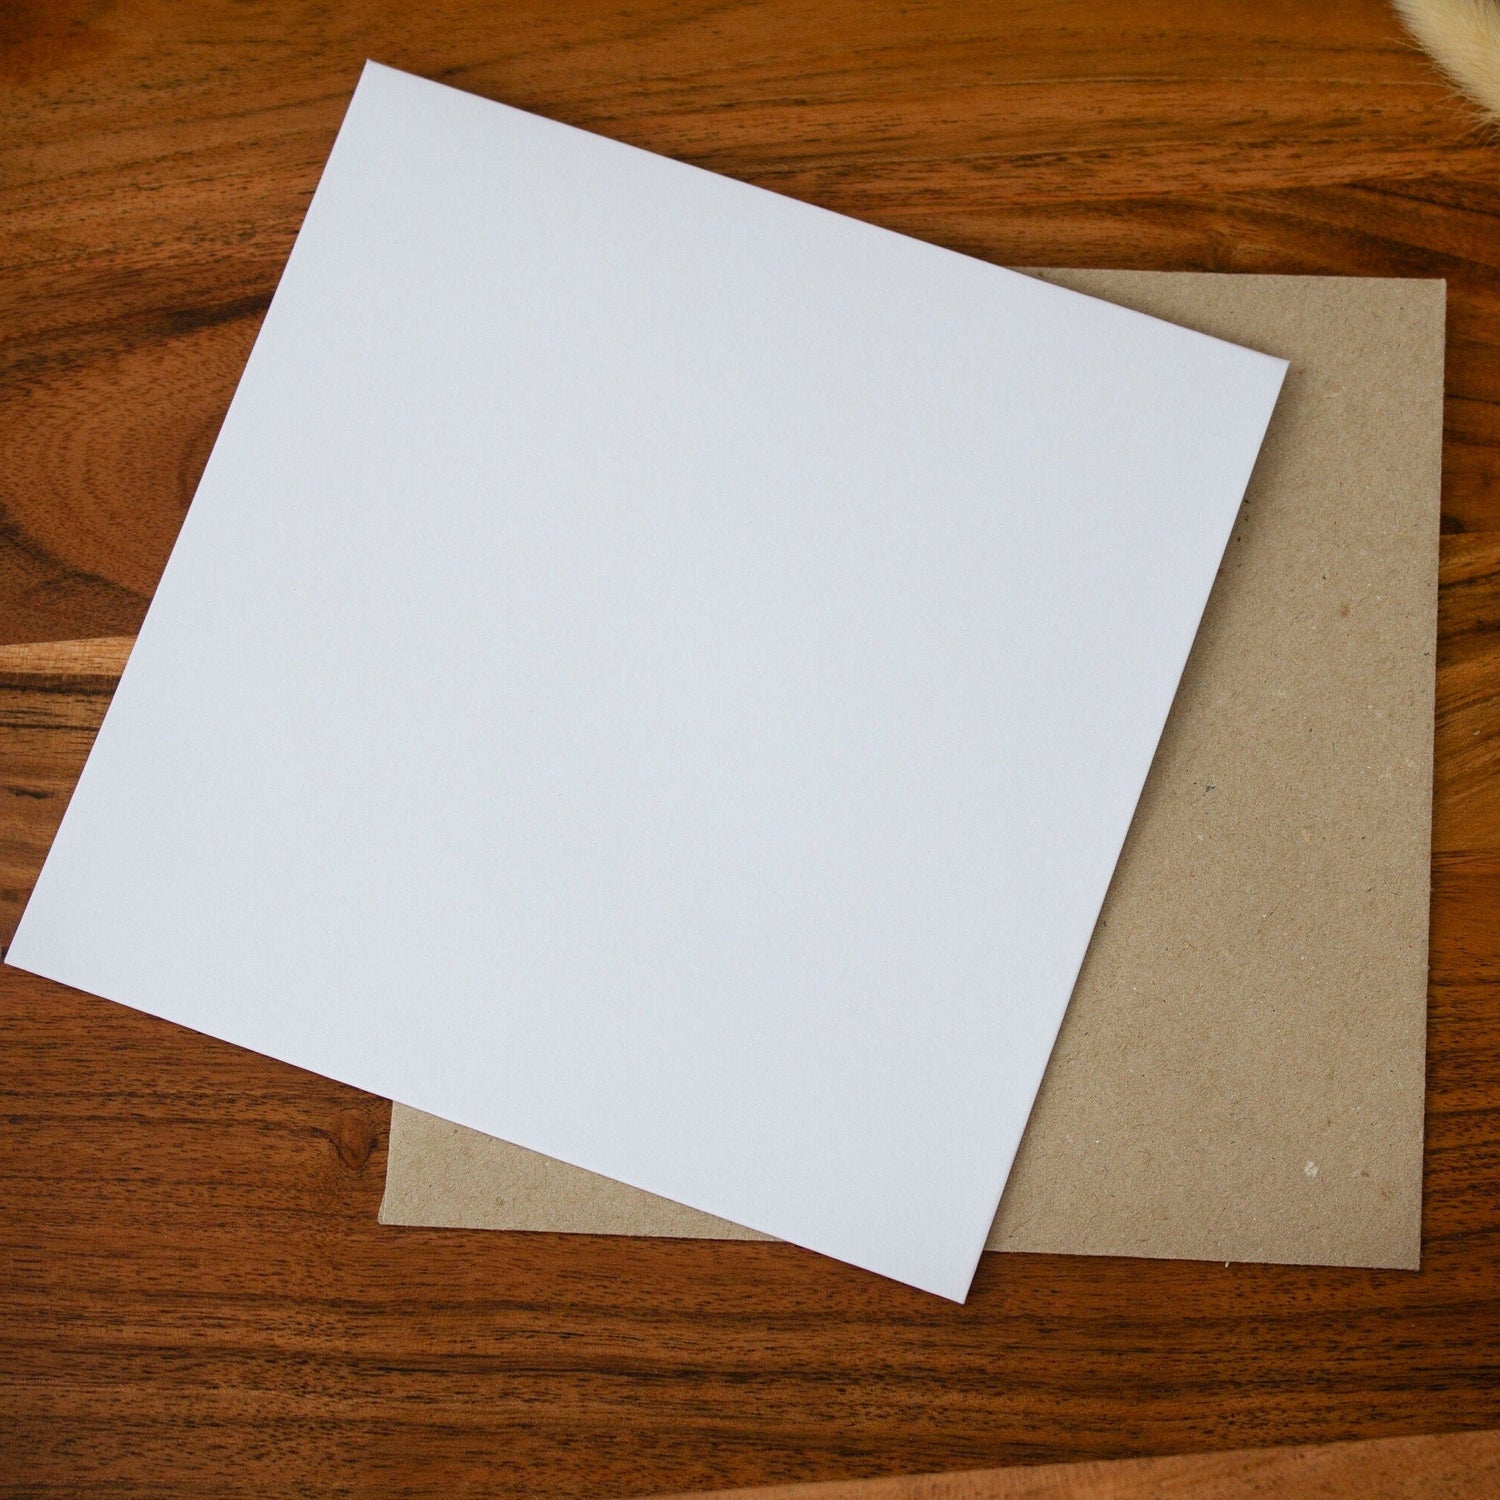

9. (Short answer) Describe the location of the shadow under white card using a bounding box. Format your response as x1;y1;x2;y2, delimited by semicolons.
5;61;1285;1301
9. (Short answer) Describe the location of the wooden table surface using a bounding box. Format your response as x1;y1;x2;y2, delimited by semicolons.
671;1429;1500;1498
3;2;1499;1495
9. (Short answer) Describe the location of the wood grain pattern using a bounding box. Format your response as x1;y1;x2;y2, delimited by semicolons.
2;2;1500;1496
665;1428;1500;1499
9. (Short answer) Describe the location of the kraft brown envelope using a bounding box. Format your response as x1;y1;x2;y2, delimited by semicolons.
380;271;1443;1270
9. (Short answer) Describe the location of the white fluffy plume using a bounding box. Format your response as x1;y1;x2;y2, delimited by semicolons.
1395;0;1500;119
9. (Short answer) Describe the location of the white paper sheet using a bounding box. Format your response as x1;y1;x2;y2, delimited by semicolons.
7;61;1285;1301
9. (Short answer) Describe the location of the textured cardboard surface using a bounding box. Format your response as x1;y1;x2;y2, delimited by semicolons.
381;271;1443;1269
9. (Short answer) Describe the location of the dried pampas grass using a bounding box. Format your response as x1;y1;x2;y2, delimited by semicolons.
1395;0;1500;120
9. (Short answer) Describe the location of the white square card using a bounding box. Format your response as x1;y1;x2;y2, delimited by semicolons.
8;63;1285;1299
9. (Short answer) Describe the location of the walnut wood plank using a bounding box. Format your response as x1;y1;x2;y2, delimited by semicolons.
3;2;1500;1496
5;1;1500;646
661;1428;1500;1500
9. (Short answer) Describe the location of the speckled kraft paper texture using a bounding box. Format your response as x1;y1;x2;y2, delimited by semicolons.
380;271;1443;1270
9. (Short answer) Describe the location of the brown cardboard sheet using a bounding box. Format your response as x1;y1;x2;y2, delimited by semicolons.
380;272;1444;1269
